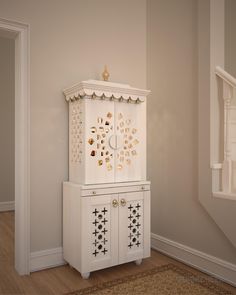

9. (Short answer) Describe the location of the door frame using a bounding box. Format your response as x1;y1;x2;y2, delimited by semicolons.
0;17;30;275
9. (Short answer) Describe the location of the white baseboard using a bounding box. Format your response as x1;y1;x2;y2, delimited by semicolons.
30;247;66;272
151;233;236;287
0;201;15;212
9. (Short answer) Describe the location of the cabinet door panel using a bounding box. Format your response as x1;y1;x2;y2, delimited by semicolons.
115;102;143;182
81;195;118;273
118;192;149;264
85;99;115;184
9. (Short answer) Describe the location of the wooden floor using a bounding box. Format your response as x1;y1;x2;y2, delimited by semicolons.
0;211;235;295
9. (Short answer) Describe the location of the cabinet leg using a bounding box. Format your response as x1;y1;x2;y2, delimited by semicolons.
81;272;90;279
135;259;142;266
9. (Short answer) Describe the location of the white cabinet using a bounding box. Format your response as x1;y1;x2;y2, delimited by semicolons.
63;181;150;278
63;79;151;279
64;80;150;185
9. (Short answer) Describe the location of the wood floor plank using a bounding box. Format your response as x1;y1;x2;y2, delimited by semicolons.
0;211;235;295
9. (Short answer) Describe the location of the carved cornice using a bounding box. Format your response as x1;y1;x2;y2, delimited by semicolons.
63;80;150;103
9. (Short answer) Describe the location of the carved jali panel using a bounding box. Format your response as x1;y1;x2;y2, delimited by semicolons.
91;205;110;258
70;100;83;164
127;201;143;250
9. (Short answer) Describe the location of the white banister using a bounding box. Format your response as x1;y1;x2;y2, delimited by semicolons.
215;66;236;88
214;66;236;199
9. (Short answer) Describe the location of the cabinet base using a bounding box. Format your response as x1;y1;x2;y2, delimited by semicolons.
135;259;142;266
81;272;90;279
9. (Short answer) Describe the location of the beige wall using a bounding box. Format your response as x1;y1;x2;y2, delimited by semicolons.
147;0;236;264
0;36;14;203
1;0;235;266
225;0;236;77
0;0;147;251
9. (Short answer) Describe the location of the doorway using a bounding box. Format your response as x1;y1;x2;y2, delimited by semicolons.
0;34;15;273
0;18;30;275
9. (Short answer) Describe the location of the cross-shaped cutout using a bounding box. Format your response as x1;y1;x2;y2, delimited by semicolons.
93;239;99;246
128;205;133;211
136;222;141;229
128;224;133;229
102;218;108;225
92;219;99;226
102;228;108;234
102;207;108;214
92;208;99;216
128;242;133;249
92;229;99;236
102;248;108;255
93;249;99;257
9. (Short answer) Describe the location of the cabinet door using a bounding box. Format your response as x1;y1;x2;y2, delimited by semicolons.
85;99;115;184
81;195;119;273
118;191;150;264
115;102;144;182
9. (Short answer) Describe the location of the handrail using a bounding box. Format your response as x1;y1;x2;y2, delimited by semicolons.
215;66;236;88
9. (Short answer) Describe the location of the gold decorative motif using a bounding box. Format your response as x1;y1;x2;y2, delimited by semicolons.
98;160;103;166
91;127;97;133
102;65;110;81
91;150;96;156
107;112;112;119
107;163;112;171
88;138;94;145
98;117;103;124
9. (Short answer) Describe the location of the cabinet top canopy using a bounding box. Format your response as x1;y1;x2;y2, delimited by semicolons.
63;80;151;103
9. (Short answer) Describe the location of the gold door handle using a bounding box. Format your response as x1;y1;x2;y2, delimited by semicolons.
112;199;119;208
120;198;126;207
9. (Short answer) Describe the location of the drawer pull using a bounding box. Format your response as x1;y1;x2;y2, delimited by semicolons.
141;186;145;190
92;191;96;195
112;199;119;208
120;198;126;207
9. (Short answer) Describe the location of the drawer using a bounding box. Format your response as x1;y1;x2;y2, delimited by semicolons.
81;184;150;197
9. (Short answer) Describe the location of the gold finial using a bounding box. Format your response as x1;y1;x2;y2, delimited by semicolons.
102;65;110;81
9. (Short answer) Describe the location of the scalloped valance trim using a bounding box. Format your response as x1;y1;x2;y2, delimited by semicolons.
64;91;145;103
63;80;150;103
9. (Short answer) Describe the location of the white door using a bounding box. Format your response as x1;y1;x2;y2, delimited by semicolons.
85;99;115;184
81;194;119;272
118;191;150;264
115;102;143;182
